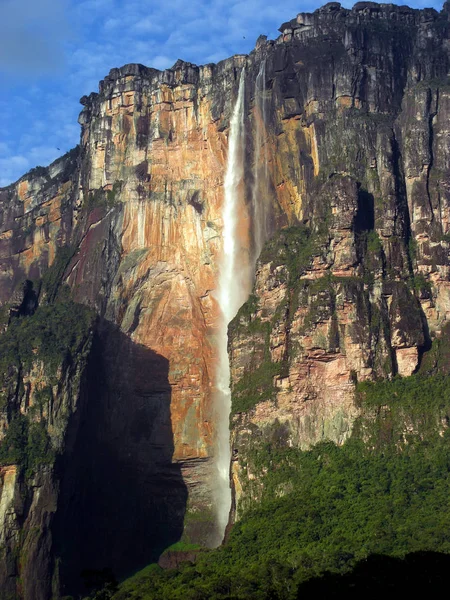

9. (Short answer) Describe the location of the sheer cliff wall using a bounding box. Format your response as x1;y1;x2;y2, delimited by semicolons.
229;1;450;517
0;2;448;598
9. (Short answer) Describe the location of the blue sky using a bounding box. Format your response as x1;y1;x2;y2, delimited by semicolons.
0;0;443;187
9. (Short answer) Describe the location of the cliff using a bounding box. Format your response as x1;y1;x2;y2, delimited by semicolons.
229;0;450;517
0;1;448;598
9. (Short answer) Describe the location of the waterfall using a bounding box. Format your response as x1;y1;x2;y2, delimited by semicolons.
252;59;269;262
214;68;247;542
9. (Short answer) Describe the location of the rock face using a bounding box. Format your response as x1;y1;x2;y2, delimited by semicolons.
0;2;448;598
229;1;450;516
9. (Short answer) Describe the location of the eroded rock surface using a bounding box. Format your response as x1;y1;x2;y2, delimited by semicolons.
228;1;450;516
0;2;448;598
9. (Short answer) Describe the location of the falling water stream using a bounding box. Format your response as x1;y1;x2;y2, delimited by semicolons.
214;60;270;543
214;68;247;541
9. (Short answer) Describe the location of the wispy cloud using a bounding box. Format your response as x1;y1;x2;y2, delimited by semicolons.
0;155;30;187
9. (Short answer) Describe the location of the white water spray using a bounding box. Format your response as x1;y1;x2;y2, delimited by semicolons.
214;69;248;540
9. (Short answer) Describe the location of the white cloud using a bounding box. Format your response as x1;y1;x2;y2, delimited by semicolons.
104;18;122;31
0;155;30;187
27;146;61;166
151;55;176;70
0;0;445;186
132;17;165;34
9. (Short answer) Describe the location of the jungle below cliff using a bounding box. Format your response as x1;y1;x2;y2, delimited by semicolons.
108;357;450;599
0;1;449;598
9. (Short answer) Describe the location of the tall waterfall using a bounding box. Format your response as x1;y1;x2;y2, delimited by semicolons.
252;59;269;262
214;68;248;541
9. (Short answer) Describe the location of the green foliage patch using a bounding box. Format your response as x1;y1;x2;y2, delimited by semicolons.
0;299;94;471
366;229;382;254
232;359;281;414
0;301;95;380
42;246;77;303
113;368;450;600
0;260;95;474
163;542;202;553
0;414;54;477
420;323;450;376
86;181;123;211
258;225;316;283
230;226;318;414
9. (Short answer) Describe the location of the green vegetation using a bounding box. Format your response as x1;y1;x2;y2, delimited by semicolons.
0;247;95;474
110;363;450;600
258;225;317;282
232;359;281;414
26;165;48;179
355;373;450;447
405;237;434;296
230;226;320;414
420;323;450;376
163;542;202;553
232;294;259;326
86;181;123;211
366;229;382;254
0;301;95;381
0;415;54;477
0;298;94;473
409;272;432;297
415;76;450;91
229;295;266;338
42;245;77;302
408;236;418;263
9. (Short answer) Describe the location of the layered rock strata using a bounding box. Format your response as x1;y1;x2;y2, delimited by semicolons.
229;1;450;516
0;2;448;598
